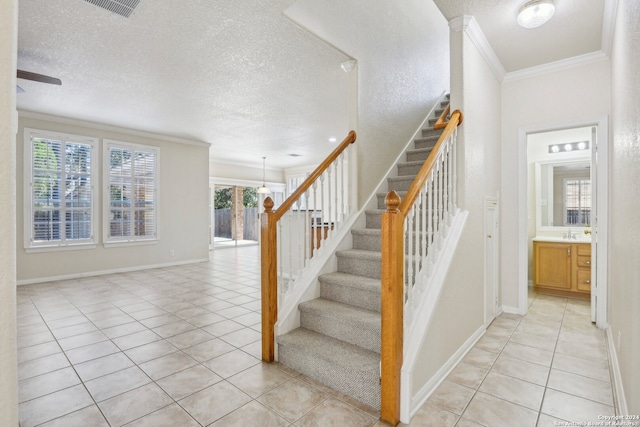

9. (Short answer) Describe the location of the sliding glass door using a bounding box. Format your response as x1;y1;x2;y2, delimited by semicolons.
212;185;259;248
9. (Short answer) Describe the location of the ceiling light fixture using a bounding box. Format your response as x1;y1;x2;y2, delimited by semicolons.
517;0;555;29
257;157;271;194
548;141;589;154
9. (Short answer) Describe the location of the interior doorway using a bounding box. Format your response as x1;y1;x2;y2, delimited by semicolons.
520;118;608;329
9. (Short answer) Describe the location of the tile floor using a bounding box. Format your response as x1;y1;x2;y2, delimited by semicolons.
16;246;615;426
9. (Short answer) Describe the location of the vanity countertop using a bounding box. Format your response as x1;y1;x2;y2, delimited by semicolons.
532;236;591;243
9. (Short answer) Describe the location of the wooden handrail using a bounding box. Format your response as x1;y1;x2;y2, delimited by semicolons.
398;110;463;218
380;109;463;425
261;130;356;363
433;104;451;130
272;130;356;222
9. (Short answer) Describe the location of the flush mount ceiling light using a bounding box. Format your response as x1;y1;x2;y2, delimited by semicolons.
257;157;271;194
517;0;555;29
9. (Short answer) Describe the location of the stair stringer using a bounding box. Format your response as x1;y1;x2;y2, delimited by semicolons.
274;91;449;351
399;209;469;423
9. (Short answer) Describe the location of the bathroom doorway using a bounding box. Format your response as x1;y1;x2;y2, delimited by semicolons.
520;118;608;329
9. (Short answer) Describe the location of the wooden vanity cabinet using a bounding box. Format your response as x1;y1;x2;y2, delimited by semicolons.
534;241;591;300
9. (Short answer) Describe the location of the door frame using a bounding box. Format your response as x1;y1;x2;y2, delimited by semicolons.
484;196;500;327
517;116;608;329
209;177;286;250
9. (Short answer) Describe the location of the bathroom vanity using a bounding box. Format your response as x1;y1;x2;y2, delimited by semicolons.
533;238;591;300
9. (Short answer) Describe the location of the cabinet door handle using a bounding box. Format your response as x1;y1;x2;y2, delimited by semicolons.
568;248;571;256
584;260;591;265
584;280;591;284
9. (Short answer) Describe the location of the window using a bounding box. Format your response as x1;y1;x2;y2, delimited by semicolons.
104;140;159;244
24;129;98;250
564;178;591;226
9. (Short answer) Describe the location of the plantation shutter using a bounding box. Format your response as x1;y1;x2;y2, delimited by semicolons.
107;144;157;241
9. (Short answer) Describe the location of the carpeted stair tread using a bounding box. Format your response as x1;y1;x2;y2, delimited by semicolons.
300;298;380;327
299;298;380;353
336;248;381;260
406;147;433;157
278;328;380;370
319;272;381;312
351;228;381;236
277;328;381;409
319;272;381;293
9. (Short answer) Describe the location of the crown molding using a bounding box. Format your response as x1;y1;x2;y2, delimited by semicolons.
17;110;211;148
602;0;619;56
503;50;609;83
449;15;506;82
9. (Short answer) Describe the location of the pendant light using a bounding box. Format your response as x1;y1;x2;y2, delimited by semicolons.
257;157;271;194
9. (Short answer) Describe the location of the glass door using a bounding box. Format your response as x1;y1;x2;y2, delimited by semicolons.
213;185;259;248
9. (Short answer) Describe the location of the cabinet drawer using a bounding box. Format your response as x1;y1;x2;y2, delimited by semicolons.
577;244;591;256
576;269;591;292
577;256;592;269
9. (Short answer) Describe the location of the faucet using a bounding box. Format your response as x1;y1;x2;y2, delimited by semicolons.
564;229;576;240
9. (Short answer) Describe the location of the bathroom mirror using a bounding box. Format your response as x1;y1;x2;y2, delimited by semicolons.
535;160;591;230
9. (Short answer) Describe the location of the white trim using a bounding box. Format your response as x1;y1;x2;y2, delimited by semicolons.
209;176;285;192
501;305;522;315
103;240;158;249
602;0;620;56
449;16;506;82
518;117;609;326
18;110;210;148
25;243;97;254
504;51;609;83
17;258;209;286
23;128;99;250
606;325;628;415
103;139;160;245
401;325;485;424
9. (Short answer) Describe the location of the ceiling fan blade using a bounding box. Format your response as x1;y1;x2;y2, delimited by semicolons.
17;70;62;86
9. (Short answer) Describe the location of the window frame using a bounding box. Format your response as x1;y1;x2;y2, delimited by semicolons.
103;139;160;247
23;128;99;252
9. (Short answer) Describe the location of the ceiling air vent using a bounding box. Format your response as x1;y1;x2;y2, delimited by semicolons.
84;0;140;18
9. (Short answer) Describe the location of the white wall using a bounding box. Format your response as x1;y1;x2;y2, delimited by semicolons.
609;0;640;413
501;59;611;310
411;21;502;401
16;115;210;283
0;0;19;424
284;0;451;207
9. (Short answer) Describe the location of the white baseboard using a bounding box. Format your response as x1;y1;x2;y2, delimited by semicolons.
606;325;629;415
17;258;210;285
401;325;485;424
501;305;523;315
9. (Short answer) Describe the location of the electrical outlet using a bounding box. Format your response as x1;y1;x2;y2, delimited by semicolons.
617;331;622;352
170;250;175;257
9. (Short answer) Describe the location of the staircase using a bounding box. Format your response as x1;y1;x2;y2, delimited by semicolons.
276;97;450;410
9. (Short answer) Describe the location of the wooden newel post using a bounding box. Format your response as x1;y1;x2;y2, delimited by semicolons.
380;190;404;426
261;197;277;362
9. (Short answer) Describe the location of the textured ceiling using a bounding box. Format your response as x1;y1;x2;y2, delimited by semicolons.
17;0;350;169
17;0;608;170
433;0;606;73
